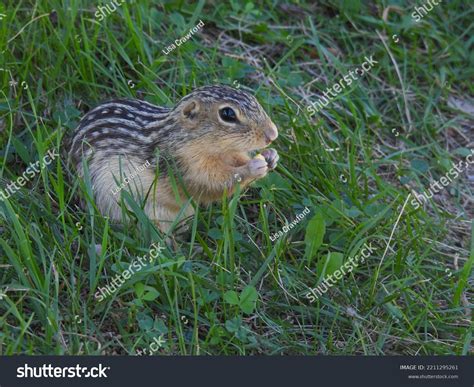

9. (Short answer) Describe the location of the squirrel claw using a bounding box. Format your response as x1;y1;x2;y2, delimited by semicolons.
261;149;279;170
248;157;268;178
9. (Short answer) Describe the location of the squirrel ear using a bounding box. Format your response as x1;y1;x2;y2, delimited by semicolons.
182;100;200;119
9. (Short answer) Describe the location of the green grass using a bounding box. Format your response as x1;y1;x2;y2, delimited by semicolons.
0;0;473;355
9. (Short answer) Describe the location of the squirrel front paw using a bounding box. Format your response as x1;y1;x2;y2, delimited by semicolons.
261;149;279;170
248;155;268;178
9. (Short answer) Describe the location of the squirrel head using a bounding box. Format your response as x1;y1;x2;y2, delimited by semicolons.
173;85;278;152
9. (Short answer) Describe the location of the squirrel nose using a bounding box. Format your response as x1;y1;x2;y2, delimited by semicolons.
264;124;278;144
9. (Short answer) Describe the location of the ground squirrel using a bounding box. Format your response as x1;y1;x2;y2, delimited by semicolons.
68;85;279;232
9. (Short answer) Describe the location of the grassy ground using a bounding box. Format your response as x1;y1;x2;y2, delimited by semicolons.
0;0;472;355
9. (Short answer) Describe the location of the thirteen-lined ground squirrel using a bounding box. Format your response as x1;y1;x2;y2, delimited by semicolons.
68;85;279;232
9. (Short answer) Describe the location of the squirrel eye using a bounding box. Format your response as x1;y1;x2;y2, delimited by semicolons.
219;107;237;123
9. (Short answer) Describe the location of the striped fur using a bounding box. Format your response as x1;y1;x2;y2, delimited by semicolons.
67;85;279;232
